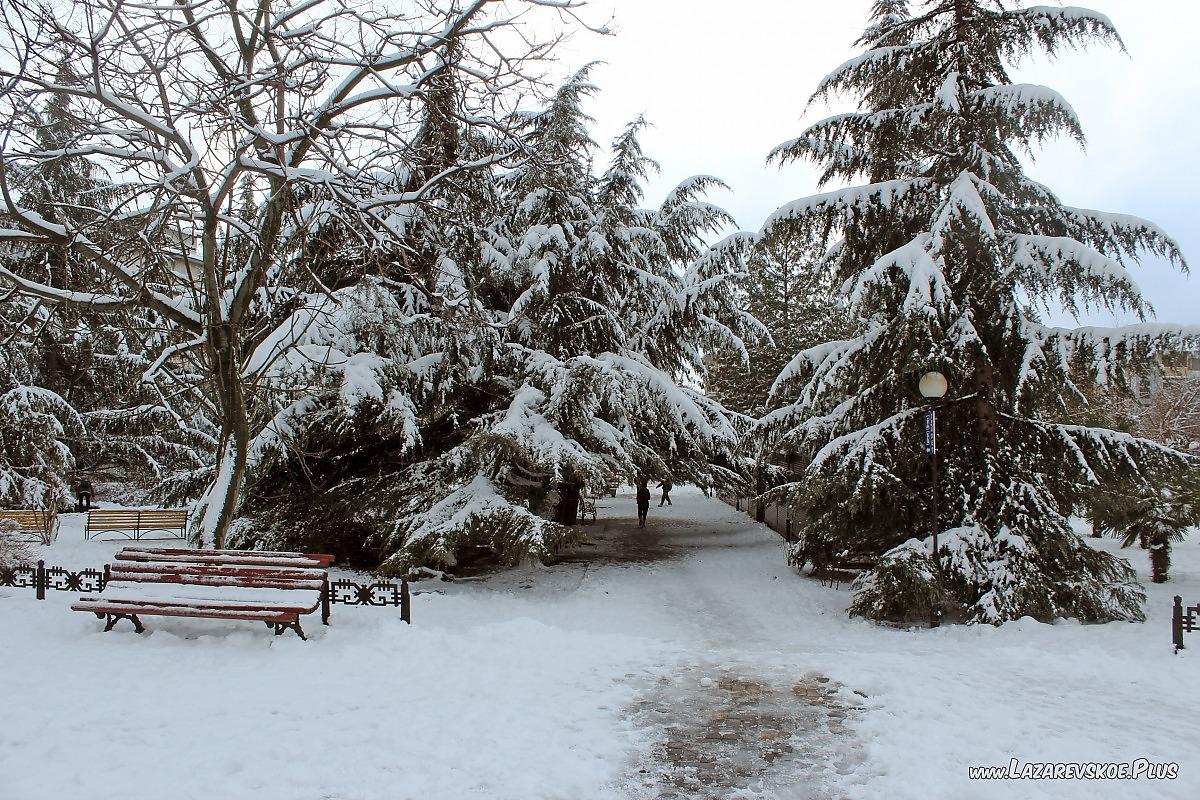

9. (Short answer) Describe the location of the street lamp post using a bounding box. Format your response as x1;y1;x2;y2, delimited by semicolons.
919;370;948;628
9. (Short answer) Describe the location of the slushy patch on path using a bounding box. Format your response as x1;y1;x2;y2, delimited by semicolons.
626;663;866;799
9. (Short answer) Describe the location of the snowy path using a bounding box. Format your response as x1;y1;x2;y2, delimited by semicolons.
545;491;868;798
2;489;1199;799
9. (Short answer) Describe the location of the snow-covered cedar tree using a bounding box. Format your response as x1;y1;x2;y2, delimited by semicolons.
237;70;760;572
757;0;1195;624
0;341;80;510
707;232;849;417
0;57;216;493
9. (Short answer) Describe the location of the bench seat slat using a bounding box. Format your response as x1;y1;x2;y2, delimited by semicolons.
71;599;296;624
96;580;321;611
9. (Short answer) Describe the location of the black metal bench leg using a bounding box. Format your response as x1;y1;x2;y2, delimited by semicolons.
273;621;306;640
104;613;144;633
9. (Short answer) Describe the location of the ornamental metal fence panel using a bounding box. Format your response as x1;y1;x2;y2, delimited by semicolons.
0;560;109;599
0;562;40;591
328;577;411;623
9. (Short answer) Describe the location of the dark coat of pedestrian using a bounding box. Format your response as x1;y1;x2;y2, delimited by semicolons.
657;479;673;506
636;482;651;527
74;477;94;512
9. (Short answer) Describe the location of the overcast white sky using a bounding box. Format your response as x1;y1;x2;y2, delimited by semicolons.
550;0;1199;326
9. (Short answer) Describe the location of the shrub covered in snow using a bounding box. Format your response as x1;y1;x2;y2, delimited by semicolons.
0;519;33;570
852;526;1147;624
848;543;943;624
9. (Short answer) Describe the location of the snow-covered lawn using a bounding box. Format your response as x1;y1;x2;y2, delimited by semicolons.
2;490;1198;799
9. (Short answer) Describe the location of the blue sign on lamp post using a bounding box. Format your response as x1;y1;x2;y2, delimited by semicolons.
919;371;948;628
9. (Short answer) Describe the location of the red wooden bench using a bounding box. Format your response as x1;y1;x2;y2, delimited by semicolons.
71;547;335;639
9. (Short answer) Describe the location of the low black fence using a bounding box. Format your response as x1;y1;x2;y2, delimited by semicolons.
1;560;412;623
1172;596;1198;653
328;577;411;623
0;560;108;598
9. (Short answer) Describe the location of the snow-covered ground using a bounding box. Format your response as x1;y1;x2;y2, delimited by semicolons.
2;490;1198;799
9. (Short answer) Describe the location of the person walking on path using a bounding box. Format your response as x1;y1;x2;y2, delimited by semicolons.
636;480;651;527
657;478;673;506
73;476;93;512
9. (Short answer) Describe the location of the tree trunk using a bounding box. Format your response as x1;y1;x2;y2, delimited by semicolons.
556;481;581;525
973;360;998;448
755;470;766;523
1149;532;1170;583
201;321;250;549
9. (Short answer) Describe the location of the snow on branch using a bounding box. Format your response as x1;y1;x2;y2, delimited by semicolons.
850;234;953;316
764;179;934;235
1058;206;1188;269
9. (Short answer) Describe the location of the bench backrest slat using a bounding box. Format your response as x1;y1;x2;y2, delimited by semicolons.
116;547;333;568
88;511;143;521
0;510;51;525
108;572;325;591
135;511;189;523
123;546;333;566
128;546;320;558
116;553;329;569
111;562;327;579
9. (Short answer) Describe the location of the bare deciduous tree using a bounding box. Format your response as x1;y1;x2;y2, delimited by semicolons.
1130;376;1200;452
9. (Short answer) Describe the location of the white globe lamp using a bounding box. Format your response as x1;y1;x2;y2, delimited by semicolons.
919;371;948;399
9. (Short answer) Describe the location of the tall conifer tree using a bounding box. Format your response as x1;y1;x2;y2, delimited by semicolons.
760;1;1193;623
708;234;847;417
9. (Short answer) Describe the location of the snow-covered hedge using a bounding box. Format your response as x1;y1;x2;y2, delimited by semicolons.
851;525;1146;625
